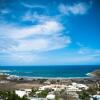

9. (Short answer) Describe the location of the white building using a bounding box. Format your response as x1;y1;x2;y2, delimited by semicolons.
39;84;66;91
15;90;26;98
66;85;81;92
92;95;100;100
15;89;31;98
72;82;89;90
46;94;55;100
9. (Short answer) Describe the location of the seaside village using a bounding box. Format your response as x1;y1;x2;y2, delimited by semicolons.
0;75;100;100
15;82;89;100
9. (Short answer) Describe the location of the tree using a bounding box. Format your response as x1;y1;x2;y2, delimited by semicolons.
29;88;38;96
0;91;29;100
79;90;89;100
37;89;51;98
22;95;29;100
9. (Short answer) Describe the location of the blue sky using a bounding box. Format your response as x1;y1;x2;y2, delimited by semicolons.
0;0;100;66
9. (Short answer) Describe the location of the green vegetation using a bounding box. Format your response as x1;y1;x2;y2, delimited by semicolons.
0;91;29;100
79;90;90;100
37;79;47;84
55;90;77;100
29;88;38;96
0;82;100;100
78;86;100;100
37;89;51;98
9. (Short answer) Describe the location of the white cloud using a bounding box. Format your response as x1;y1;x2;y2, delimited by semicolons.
22;11;50;23
59;2;91;15
65;56;95;63
12;36;71;52
10;53;39;64
59;49;100;64
0;20;63;39
0;20;71;52
78;48;91;54
77;44;100;57
0;9;10;14
20;1;46;9
0;53;41;65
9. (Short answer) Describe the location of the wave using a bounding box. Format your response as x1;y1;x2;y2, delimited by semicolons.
6;74;91;79
0;70;11;73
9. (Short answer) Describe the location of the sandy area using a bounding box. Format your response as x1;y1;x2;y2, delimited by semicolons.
14;83;42;89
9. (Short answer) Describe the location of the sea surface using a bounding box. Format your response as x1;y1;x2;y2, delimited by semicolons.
0;65;100;78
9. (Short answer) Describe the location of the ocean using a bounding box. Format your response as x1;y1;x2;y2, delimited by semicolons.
0;65;100;78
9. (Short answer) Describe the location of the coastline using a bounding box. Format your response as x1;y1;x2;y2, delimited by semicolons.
0;65;100;80
86;73;95;77
1;73;100;80
0;74;100;91
0;67;100;81
0;72;91;80
0;71;98;80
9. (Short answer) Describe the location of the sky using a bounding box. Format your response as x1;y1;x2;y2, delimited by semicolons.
0;0;100;66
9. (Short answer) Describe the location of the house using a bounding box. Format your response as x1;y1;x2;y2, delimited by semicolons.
91;95;100;100
46;94;55;100
15;89;31;98
72;82;89;90
15;90;27;98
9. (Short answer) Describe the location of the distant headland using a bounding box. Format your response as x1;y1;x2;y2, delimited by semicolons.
87;70;100;77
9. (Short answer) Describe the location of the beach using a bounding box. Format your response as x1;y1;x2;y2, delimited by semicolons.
0;74;100;91
0;66;100;92
0;73;100;100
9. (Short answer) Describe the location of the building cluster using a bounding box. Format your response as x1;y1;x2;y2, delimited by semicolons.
15;82;96;100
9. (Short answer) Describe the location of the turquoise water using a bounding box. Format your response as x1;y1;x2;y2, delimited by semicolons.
0;65;100;78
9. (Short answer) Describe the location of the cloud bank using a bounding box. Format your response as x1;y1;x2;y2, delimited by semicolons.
0;20;71;52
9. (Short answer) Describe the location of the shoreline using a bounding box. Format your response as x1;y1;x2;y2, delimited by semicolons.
86;73;95;77
0;69;100;80
0;73;90;79
1;73;100;80
0;74;100;91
